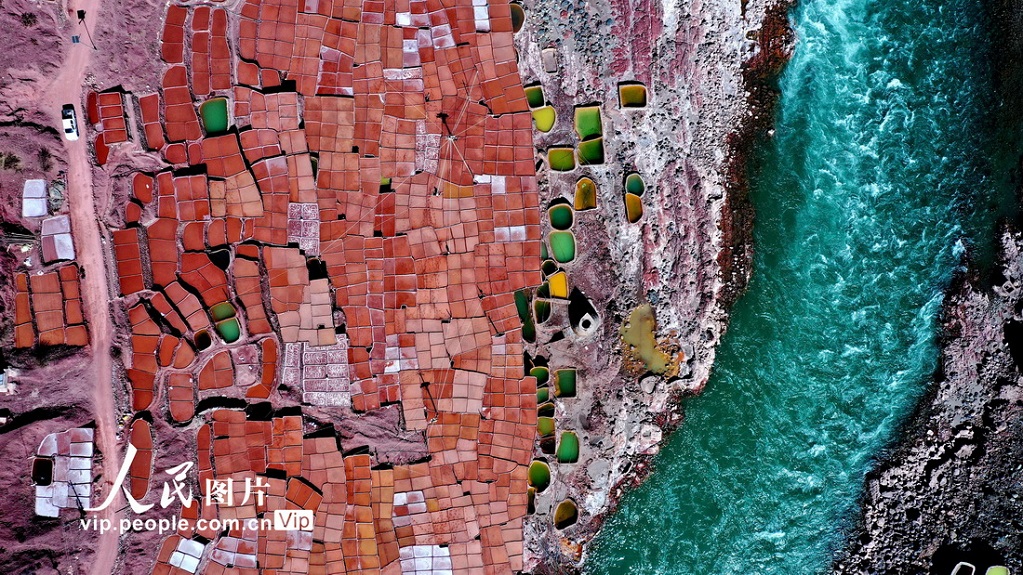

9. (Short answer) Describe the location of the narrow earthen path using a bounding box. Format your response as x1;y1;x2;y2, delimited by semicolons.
44;1;122;573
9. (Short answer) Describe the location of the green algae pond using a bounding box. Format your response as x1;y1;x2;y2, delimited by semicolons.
532;106;556;132
556;431;579;463
211;302;236;321
574;106;602;139
537;387;550;403
554;369;576;398
548;204;573;230
530;366;550;385
548;148;576;171
578;137;604;165
528;460;551;492
216;318;241;343
510;3;525;33
618;83;647;108
534;299;551;323
549;231;575;263
575;177;598;210
537;416;555;437
554;499;578;529
525;84;545;108
210;302;240;343
625;172;645;195
515;289;536;342
624;193;643;223
199;98;229;134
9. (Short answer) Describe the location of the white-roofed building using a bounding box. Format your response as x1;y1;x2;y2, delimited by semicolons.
22;179;48;218
40;215;75;262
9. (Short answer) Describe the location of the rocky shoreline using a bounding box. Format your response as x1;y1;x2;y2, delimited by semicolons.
830;2;1023;572
513;0;797;570
832;226;1023;574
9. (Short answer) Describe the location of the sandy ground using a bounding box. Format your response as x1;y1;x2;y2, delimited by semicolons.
37;0;123;572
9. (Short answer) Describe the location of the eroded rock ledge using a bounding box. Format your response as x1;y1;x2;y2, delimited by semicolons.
833;227;1023;574
514;0;794;570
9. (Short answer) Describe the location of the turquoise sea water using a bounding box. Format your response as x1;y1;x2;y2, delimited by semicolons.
587;0;1015;573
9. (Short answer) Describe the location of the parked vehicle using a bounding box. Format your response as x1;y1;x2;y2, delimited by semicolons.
61;104;79;141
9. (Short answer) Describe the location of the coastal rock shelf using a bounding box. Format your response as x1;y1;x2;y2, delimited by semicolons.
512;0;786;568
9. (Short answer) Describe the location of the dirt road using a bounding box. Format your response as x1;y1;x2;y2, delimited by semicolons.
43;1;122;573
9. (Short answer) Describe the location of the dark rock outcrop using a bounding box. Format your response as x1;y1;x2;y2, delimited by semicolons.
833;229;1023;574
